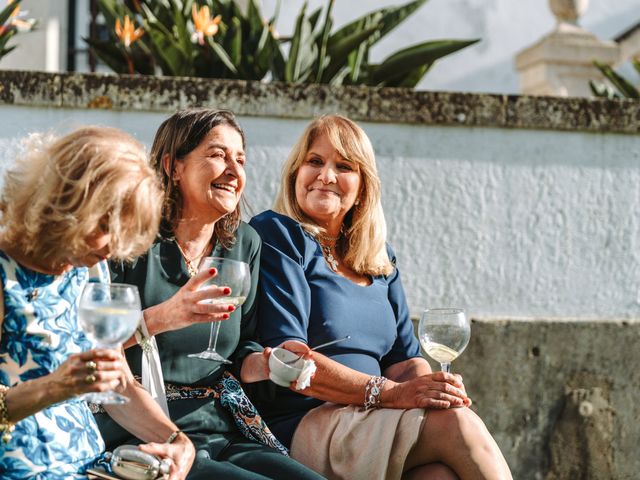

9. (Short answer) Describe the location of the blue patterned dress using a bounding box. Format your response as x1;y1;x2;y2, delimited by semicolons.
0;253;107;478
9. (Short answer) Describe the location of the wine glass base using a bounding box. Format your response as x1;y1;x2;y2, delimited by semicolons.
81;391;130;405
188;350;232;364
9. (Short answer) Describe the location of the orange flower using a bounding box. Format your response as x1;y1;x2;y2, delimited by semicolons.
1;0;34;35
115;15;144;48
191;4;221;45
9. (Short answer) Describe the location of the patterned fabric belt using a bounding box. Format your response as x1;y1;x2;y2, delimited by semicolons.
92;371;288;456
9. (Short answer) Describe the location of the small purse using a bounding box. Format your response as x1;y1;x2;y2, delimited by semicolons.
88;445;171;480
109;445;171;480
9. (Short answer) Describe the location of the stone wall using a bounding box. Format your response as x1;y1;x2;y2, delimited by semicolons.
0;70;639;478
453;318;640;479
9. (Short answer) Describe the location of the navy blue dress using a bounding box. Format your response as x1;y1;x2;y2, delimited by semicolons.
249;210;421;447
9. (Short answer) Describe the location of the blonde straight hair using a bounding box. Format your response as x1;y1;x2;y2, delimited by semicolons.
274;114;393;276
0;126;162;266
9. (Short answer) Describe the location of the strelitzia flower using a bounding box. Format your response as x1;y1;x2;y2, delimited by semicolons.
0;0;36;36
115;15;144;48
191;4;221;45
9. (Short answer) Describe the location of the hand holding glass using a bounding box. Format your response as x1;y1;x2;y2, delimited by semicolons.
418;308;470;373
188;257;251;363
78;283;141;404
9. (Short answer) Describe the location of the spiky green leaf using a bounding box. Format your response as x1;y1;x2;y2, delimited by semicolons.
594;60;639;99
370;39;479;85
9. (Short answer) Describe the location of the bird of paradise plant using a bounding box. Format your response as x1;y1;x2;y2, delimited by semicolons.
191;4;221;45
0;0;36;62
87;0;479;88
114;14;144;73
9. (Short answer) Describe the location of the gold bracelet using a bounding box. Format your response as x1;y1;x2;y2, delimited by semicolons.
0;384;15;444
165;430;183;444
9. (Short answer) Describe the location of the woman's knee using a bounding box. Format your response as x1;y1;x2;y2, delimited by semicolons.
423;407;490;446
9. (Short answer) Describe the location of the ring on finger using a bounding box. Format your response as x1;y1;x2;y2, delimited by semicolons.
85;360;98;373
85;374;97;384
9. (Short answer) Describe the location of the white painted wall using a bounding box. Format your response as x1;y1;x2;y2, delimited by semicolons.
0;0;68;72
1;104;639;320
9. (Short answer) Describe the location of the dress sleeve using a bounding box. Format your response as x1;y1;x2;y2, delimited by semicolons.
380;246;422;370
228;226;264;376
250;212;312;347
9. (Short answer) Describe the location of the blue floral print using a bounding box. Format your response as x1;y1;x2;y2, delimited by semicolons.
0;253;108;478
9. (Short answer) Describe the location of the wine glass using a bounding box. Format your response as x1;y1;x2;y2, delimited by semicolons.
188;257;251;363
418;308;470;373
78;283;141;404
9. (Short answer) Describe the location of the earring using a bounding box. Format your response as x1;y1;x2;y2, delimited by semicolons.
355;198;360;206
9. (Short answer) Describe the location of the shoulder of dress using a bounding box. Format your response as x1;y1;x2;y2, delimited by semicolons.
249;211;312;261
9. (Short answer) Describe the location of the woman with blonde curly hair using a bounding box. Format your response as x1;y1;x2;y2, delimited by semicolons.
0;127;194;478
251;115;512;480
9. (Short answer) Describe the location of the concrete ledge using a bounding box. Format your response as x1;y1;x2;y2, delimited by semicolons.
443;318;640;479
1;70;638;134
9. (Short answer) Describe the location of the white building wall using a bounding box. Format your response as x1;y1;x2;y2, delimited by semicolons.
1;104;638;320
0;0;68;72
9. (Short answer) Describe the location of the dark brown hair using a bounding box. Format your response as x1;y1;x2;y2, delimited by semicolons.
150;109;245;249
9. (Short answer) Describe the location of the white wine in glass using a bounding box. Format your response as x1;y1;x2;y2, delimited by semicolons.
418;308;470;373
78;283;141;404
188;257;251;363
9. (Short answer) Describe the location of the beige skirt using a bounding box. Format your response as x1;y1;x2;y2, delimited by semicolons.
290;403;427;480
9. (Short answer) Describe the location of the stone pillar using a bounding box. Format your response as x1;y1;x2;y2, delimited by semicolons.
515;0;619;97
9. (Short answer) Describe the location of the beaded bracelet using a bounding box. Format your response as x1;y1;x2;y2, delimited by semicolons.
363;376;387;410
0;384;15;444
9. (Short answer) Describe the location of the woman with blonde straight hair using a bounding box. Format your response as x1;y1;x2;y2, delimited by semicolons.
0;126;194;478
251;115;512;480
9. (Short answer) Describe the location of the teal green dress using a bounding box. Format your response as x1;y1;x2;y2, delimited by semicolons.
96;223;324;480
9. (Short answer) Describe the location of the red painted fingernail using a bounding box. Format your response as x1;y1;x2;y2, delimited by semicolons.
209;268;217;276
222;313;229;319
228;305;235;312
223;287;231;295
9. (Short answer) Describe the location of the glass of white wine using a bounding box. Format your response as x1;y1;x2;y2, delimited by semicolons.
418;308;470;373
188;257;251;363
78;283;141;404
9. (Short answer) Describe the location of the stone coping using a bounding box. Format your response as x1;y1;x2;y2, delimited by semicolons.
0;69;638;134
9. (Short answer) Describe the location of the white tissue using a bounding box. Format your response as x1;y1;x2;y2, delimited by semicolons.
295;358;317;390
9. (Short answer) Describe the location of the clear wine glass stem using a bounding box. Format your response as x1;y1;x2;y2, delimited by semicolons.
440;362;452;373
208;321;221;351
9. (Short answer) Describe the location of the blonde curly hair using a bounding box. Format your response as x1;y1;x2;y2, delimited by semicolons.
0;126;162;266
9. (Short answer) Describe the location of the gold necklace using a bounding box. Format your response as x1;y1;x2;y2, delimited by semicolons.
175;239;210;277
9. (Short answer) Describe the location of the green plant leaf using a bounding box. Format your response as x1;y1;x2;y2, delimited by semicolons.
207;37;238;75
594;60;639;99
0;0;21;26
321;25;379;83
304;7;322;32
589;80;618;99
285;2;317;82
330;0;427;52
315;0;334;82
230;16;242;68
370;39;479;85
85;37;129;74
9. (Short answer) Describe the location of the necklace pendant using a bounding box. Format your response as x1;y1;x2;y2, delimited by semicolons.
186;261;198;277
321;245;339;272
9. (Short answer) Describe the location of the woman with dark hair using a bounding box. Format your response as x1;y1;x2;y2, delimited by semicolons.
97;109;324;480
